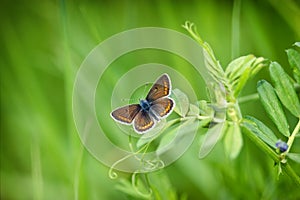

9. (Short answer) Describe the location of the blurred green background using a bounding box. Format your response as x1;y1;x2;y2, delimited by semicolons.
1;0;300;199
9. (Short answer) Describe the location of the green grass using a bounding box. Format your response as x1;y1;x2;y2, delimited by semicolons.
1;0;300;199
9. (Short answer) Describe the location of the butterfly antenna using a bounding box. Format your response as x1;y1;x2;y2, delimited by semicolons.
140;83;150;100
122;97;142;101
121;98;131;102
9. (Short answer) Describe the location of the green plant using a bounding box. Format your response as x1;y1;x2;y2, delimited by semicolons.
110;22;300;199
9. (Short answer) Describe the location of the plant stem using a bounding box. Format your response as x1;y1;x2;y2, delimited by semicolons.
286;118;300;154
241;123;278;161
281;162;300;186
242;122;300;186
237;85;299;105
238;93;259;104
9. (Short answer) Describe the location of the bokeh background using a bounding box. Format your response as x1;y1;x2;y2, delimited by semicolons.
1;0;300;199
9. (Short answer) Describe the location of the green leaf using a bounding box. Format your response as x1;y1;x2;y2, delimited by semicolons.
202;42;226;85
241;119;278;161
156;119;198;156
172;88;189;117
199;122;227;158
225;55;255;80
225;55;266;97
233;67;251;97
206;82;227;107
250;56;268;76
187;103;200;116
270;62;300;117
136;119;167;148
286;48;300;83
198;100;213;116
287;153;300;163
243;116;278;148
257;80;290;137
224;123;243;159
182;22;226;86
156;124;181;156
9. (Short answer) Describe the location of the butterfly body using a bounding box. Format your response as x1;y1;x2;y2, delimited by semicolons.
111;74;175;134
140;99;151;111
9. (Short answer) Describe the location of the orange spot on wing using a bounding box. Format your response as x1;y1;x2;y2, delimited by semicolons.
160;101;171;115
163;81;168;95
137;121;154;129
118;116;131;122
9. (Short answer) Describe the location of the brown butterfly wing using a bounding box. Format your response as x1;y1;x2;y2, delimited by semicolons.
134;110;155;133
111;104;141;124
146;74;171;102
150;97;175;118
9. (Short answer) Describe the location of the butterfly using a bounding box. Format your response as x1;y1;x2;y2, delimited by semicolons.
111;74;175;134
